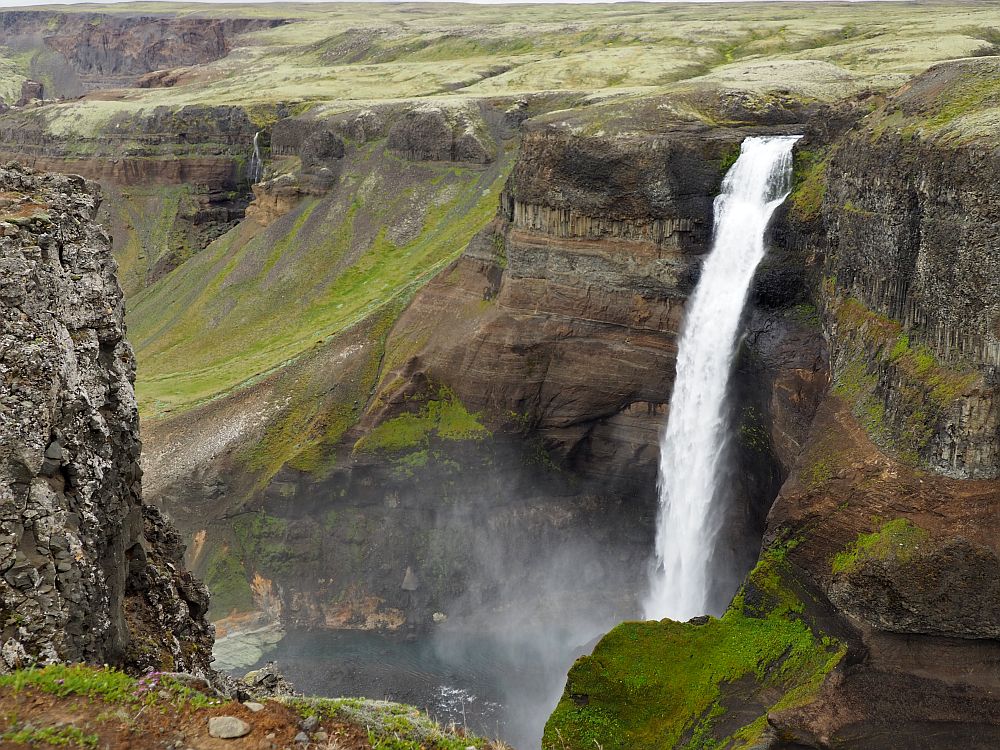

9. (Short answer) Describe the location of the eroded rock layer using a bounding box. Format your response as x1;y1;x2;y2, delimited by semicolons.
0;165;212;674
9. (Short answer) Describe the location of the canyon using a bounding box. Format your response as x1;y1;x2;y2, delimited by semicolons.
0;2;997;749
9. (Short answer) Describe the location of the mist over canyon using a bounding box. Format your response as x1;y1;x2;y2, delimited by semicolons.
0;2;997;749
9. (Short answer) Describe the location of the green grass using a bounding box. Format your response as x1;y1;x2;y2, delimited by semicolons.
831;518;929;575
0;665;217;709
543;550;844;750
354;387;490;455
286;697;489;750
130;144;514;419
0;665;136;703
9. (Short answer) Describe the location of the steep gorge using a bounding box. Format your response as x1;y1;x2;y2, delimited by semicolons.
0;6;996;747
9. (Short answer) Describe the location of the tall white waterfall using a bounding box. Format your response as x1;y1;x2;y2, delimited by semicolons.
248;131;264;183
644;135;800;621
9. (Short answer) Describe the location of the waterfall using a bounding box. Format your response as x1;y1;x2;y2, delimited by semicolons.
644;135;800;621
248;131;263;184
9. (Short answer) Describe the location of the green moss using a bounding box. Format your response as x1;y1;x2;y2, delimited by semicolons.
789;148;829;222
354;387;489;455
719;142;741;172
204;545;253;618
831;518;929;575
242;302;404;482
788;303;821;327
544;550;844;750
829;294;979;462
234;512;293;575
492;230;508;269
738;405;770;453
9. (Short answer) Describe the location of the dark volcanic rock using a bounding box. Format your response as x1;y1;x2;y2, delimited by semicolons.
0;164;212;674
387;106;494;163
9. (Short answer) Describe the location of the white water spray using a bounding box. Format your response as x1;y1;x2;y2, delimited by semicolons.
248;131;264;183
644;135;800;621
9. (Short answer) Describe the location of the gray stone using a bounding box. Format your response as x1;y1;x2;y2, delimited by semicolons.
294;731;309;743
244;701;265;713
401;566;419;591
300;715;318;732
0;163;214;674
207;716;252;739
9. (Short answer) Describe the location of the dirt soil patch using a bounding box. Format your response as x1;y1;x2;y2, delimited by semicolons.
0;687;373;750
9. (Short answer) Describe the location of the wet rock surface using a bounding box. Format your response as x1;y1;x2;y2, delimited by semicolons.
0;163;212;674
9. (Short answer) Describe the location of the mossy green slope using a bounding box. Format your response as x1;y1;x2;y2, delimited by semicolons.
102;183;203;297
543;549;844;750
128;145;513;419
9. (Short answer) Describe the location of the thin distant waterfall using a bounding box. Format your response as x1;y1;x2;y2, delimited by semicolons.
248;131;264;183
644;135;801;621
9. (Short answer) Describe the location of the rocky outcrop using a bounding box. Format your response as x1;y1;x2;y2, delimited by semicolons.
0;164;212;674
15;80;43;108
387;106;495;163
272;102;498;164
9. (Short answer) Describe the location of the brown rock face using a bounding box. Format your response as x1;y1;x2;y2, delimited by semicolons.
753;74;1000;746
764;399;1000;748
0;165;212;675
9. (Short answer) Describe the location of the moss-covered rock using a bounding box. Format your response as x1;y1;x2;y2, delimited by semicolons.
543;550;844;750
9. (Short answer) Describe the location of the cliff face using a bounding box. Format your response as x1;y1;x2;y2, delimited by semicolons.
823;136;998;479
0;165;212;674
0;104;261;294
545;63;999;750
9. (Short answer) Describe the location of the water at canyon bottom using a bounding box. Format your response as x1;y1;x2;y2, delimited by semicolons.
237;627;593;749
645;135;800;621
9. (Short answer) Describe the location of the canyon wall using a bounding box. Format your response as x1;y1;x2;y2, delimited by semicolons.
0;11;281;97
0;164;212;674
139;100;829;646
546;62;1000;750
